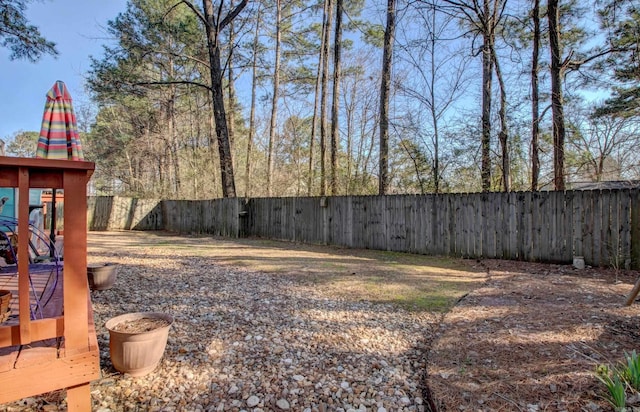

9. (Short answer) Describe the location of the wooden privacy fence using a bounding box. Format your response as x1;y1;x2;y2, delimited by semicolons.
162;199;243;237
87;189;640;268
246;191;640;267
87;196;162;231
86;196;241;237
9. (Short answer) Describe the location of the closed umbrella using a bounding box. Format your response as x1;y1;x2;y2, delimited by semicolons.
36;80;84;160
35;80;84;254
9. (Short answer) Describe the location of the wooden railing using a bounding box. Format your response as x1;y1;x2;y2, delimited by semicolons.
0;156;99;410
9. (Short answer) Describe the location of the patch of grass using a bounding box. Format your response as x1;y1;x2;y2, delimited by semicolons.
318;259;483;312
225;243;483;312
392;294;453;312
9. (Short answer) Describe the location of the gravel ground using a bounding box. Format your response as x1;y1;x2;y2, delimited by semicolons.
44;231;438;412
92;268;433;411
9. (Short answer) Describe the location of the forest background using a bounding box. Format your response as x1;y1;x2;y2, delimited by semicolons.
1;0;639;200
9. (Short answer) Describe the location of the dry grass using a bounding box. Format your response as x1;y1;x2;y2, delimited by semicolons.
94;231;486;312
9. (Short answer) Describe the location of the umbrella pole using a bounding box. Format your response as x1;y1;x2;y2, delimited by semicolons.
50;189;56;258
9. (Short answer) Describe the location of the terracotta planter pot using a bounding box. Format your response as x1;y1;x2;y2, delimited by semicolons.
87;263;117;290
105;312;173;377
0;290;11;322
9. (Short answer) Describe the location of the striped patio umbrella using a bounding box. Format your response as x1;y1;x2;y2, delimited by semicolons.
35;81;84;254
35;80;84;160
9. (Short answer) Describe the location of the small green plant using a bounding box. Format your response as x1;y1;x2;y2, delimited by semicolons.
596;364;627;411
596;352;640;411
622;350;640;391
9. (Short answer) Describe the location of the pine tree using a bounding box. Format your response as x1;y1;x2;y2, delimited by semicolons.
0;0;57;61
594;1;640;118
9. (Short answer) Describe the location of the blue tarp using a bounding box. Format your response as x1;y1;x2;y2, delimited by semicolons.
0;188;44;218
0;188;15;218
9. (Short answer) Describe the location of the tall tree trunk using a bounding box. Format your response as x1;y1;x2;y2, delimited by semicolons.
319;0;333;196
227;0;236;164
364;107;378;189
267;0;282;197
201;0;247;198
428;3;440;194
163;56;176;196
492;48;510;192
244;3;261;198
169;92;182;195
379;0;395;195
206;94;220;196
308;45;323;196
345;85;355;194
531;0;540;191
480;0;493;192
168;60;181;196
330;0;343;195
548;0;566;190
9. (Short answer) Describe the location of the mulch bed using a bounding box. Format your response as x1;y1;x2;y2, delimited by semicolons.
426;259;640;411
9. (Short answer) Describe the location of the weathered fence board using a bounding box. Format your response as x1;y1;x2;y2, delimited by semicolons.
595;191;606;266
621;189;632;268
507;192;517;259
584;191;595;266
350;196;366;249
572;191;583;258
632;190;640;267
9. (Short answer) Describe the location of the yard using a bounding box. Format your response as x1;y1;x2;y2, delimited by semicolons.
5;231;639;411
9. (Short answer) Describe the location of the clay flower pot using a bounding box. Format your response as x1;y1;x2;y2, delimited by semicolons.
105;312;173;377
87;263;117;290
0;290;11;322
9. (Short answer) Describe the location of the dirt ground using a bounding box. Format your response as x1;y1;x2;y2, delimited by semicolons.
427;259;640;411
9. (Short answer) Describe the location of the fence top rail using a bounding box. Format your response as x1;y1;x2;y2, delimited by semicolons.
240;188;640;201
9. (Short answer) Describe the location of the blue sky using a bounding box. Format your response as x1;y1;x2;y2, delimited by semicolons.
0;0;127;141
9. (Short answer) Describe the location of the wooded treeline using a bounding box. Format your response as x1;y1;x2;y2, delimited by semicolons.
69;0;640;198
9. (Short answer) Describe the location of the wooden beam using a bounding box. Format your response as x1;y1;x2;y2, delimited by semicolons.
66;383;92;412
0;156;94;172
0;350;99;403
14;345;57;369
62;170;89;352
0;346;18;373
29;170;63;189
17;168;30;344
0;318;63;347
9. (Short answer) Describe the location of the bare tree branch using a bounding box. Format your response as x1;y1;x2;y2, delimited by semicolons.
220;0;248;30
172;1;207;26
134;80;210;91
